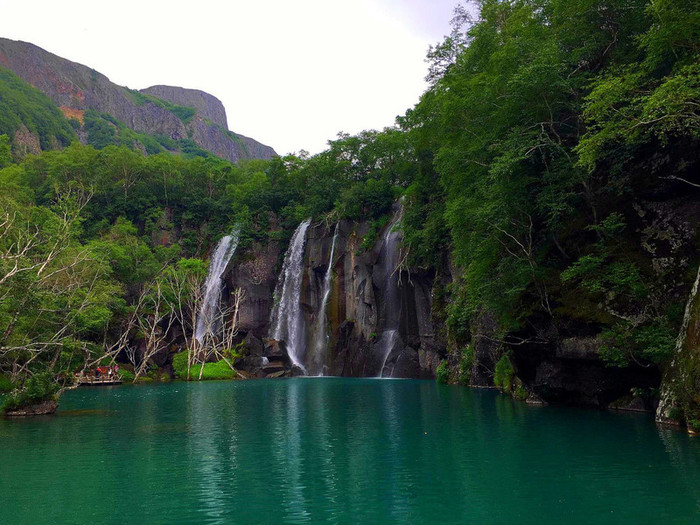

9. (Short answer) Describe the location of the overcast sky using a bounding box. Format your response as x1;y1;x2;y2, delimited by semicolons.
0;0;459;155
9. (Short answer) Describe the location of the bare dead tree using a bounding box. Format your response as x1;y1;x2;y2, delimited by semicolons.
133;280;176;380
0;189;106;381
189;287;246;380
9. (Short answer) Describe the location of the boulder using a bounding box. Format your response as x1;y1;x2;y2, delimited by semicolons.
241;332;264;357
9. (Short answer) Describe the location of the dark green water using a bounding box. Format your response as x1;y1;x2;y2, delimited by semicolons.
1;379;700;524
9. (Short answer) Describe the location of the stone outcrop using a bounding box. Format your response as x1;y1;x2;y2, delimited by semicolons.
0;37;276;162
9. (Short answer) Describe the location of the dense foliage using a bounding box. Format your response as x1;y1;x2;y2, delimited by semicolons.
402;0;699;371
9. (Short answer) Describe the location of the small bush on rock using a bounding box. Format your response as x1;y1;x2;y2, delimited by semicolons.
436;360;449;384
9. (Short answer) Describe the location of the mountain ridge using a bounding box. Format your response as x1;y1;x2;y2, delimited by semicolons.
0;37;276;162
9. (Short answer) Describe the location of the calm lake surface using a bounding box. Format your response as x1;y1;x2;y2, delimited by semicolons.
1;378;699;524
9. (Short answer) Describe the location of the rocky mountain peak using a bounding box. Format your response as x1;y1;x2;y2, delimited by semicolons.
141;85;228;129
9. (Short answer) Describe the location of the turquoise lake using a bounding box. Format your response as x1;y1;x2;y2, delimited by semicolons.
1;378;699;524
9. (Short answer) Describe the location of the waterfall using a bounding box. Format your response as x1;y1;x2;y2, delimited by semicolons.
269;219;312;372
377;208;403;378
194;228;241;344
309;223;339;376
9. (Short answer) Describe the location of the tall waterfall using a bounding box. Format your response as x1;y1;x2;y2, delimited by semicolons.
377;209;403;378
269;219;312;372
309;223;339;376
194;228;241;344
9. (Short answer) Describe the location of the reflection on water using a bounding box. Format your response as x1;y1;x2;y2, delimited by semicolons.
1;379;700;524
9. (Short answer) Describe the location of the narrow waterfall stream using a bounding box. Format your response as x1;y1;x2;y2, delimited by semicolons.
377;208;403;378
194;228;241;344
309;223;339;376
269;219;312;372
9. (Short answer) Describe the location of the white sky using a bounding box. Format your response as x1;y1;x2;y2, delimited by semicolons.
0;0;458;155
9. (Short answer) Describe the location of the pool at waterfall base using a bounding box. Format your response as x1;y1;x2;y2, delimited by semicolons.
1;378;699;524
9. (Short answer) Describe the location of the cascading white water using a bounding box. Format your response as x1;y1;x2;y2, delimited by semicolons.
378;329;399;378
194;228;240;344
309;223;339;376
269;219;312;372
377;208;403;378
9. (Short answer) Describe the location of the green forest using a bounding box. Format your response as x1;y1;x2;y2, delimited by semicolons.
1;0;699;422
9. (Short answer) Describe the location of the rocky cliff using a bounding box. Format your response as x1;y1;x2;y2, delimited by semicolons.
0;38;276;162
227;213;449;379
141;85;229;129
657;266;700;428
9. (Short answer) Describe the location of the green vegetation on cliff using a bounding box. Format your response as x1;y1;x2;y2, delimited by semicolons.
401;0;699;372
0;67;76;151
125;88;197;124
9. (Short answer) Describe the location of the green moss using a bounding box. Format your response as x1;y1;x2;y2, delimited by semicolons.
514;380;529;401
172;352;238;381
119;369;135;382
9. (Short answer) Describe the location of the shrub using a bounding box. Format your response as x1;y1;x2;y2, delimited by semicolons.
359;216;389;253
493;354;515;393
0;68;76;149
1;372;59;412
119;368;135;382
0;374;14;393
458;346;474;385
436;360;449;384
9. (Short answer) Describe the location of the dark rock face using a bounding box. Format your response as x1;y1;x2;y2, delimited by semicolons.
141;85;229;129
224;220;282;340
512;337;661;407
657;265;700;425
242;332;264;357
188;116;276;162
234;216;450;379
470;311;500;387
0;38;276;163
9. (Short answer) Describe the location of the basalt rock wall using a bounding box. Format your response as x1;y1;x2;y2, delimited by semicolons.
227;216;450;378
